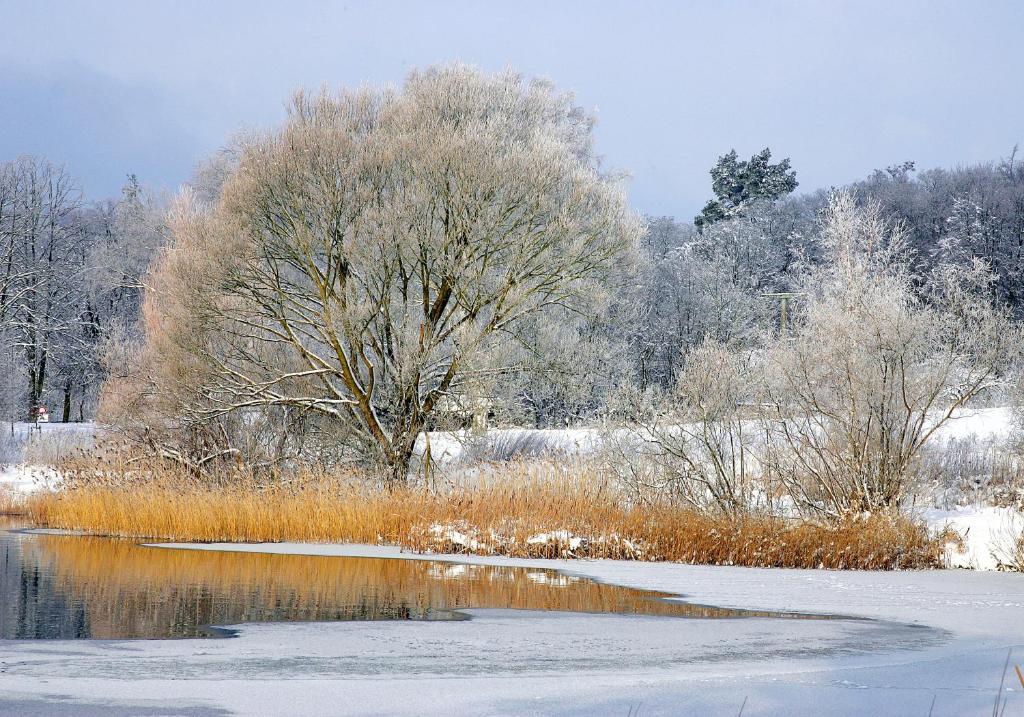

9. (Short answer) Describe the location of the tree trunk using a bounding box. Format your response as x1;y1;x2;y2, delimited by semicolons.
387;425;421;486
26;346;47;419
26;371;37;421
62;380;72;423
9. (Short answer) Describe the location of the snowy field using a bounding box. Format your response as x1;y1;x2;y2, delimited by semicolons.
0;541;1021;716
419;407;1019;463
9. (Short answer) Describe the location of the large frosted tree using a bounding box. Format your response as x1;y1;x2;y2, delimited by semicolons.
116;65;642;480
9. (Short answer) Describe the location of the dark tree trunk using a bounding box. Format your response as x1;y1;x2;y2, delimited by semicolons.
62;380;72;423
388;425;421;486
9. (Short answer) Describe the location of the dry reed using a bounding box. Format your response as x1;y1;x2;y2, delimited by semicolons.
0;487;25;515
26;456;953;570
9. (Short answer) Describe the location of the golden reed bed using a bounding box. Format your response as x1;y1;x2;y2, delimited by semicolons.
22;459;953;570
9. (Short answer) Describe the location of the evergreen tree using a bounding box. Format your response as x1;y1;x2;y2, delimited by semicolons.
694;148;798;230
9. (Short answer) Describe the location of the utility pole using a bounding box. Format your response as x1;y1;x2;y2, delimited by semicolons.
761;292;805;338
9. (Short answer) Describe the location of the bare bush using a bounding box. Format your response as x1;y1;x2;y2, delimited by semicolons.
609;341;768;514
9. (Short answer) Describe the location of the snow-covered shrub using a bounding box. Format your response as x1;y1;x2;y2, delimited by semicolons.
990;510;1024;571
606;340;770;515
458;429;570;464
21;427;95;466
760;193;1019;519
914;435;1024;510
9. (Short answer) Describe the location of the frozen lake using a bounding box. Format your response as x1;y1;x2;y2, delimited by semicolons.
0;531;1021;714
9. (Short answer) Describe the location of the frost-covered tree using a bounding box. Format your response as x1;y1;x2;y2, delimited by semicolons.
110;65;642;480
624;204;800;391
841;150;1024;313
0;158;167;424
486;299;634;429
761;193;1018;517
62;176;167;420
0;157;84;419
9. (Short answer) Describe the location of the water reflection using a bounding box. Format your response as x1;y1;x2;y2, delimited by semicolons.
0;524;825;640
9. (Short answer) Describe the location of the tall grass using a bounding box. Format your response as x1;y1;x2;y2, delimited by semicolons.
916;436;1024;509
27;457;953;570
0;487;24;515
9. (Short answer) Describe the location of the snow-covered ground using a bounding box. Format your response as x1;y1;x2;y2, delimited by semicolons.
420;406;1019;463
0;464;40;495
1;541;1022;716
921;505;1023;570
932;406;1017;443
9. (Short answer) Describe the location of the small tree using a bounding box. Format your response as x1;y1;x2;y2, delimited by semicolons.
631;340;763;514
117;66;641;481
761;193;1018;518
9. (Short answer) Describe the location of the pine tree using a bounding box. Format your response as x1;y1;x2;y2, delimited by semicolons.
694;148;797;230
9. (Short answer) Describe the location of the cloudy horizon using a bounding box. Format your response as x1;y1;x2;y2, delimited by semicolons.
3;0;1022;216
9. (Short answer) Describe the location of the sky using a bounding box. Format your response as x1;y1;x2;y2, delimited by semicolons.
1;0;1022;217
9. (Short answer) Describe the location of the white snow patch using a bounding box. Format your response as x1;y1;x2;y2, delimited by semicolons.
526;529;585;551
923;505;1022;570
931;406;1016;443
0;464;60;495
427;524;484;552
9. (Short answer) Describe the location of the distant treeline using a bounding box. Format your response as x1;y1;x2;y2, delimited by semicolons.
2;141;1022;433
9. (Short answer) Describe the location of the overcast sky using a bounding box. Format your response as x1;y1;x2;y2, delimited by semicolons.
2;0;1022;217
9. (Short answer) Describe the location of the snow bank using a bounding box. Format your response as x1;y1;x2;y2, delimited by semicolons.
419;523;646;559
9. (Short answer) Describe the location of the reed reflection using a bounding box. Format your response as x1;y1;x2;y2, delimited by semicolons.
0;526;820;639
